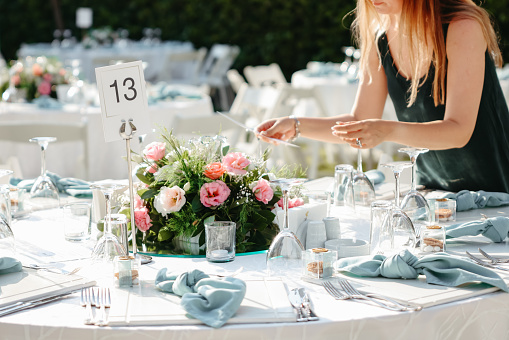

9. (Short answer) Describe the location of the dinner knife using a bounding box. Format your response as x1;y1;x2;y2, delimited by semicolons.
0;292;74;317
298;288;319;321
288;289;308;322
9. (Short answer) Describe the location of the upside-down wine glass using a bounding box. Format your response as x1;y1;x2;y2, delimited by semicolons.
379;162;416;253
29;137;60;209
352;141;376;207
0;169;15;258
398;148;431;229
267;178;307;277
90;183;127;262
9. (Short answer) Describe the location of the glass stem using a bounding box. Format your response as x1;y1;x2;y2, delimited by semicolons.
357;149;362;173
104;192;112;234
410;155;417;191
282;188;289;231
394;172;401;207
40;146;47;176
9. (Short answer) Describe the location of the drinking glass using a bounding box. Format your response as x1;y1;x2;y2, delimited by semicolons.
379;162;417;254
352;146;376;207
267;178;307;277
334;164;355;211
90;183;127;262
398;148;431;228
29;137;60;209
0;170;14;258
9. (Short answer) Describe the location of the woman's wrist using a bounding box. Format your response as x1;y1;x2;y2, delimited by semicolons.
288;115;301;142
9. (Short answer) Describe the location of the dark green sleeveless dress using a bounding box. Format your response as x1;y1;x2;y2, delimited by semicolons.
378;31;509;193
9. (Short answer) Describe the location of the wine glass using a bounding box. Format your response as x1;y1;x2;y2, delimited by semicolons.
0;169;14;258
29;137;60;209
267;178;307;277
90;183;127;262
379;162;416;253
352;145;376;207
398;148;431;228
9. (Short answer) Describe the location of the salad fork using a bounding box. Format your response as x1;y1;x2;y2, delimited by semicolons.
80;288;95;325
465;251;509;272
479;248;509;264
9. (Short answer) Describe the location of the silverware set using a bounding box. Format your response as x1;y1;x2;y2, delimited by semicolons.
80;287;111;326
322;279;422;312
465;249;509;272
288;288;319;322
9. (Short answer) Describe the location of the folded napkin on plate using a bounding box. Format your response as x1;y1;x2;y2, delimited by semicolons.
155;268;246;328
365;170;385;185
442;190;509;211
0;257;22;275
10;172;92;198
336;249;509;292
446;216;509;242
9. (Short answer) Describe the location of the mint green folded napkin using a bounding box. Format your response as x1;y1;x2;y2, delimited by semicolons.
336;249;509;292
0;257;22;275
446;216;509;242
155;268;246;328
10;172;92;198
365;170;385;185
442;190;509;211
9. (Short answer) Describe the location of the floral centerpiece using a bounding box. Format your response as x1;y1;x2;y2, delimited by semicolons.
124;130;302;255
0;57;69;102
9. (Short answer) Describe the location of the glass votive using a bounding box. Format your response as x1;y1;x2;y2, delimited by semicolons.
434;198;456;222
302;248;337;279
420;225;446;253
205;221;236;263
113;255;141;287
63;202;92;242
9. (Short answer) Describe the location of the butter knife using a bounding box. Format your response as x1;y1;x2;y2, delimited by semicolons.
288;288;308;322
0;292;74;317
298;288;319;321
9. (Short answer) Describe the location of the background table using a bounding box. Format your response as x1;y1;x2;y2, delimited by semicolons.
3;188;509;339
0;97;213;181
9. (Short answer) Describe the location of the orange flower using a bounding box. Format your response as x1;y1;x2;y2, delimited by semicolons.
32;63;43;77
203;162;226;180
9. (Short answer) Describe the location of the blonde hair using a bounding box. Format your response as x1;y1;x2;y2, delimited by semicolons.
352;0;502;107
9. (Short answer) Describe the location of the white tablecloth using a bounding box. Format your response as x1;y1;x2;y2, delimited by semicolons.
18;41;195;83
3;187;509;339
0;98;213;181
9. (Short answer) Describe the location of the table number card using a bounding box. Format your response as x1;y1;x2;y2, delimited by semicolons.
95;61;151;142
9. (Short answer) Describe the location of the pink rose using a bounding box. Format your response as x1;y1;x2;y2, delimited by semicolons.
204;162;226;180
222;152;250;175
134;194;145;209
134;207;152;232
11;75;20;86
277;197;304;209
43;73;52;82
154;186;186;217
199;180;230;207
32;63;43;76
252;179;274;204
37;81;52;96
143;142;166;161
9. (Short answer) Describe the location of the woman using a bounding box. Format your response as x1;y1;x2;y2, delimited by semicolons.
256;0;509;193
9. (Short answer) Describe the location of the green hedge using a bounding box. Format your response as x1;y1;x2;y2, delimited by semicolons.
1;0;508;79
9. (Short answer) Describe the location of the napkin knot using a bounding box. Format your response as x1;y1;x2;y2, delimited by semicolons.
380;250;419;279
0;257;22;275
443;190;509;211
155;268;209;296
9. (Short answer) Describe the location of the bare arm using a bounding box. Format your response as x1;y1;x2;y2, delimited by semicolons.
333;19;486;150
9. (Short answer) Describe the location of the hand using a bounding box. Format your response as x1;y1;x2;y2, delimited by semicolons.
331;119;389;149
255;117;296;145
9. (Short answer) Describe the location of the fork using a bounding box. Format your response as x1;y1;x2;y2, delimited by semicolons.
96;287;111;326
479;248;509;264
339;279;422;312
322;281;402;311
80;288;95;325
465;251;509;272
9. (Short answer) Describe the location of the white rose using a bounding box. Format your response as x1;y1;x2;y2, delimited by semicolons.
154;186;186;217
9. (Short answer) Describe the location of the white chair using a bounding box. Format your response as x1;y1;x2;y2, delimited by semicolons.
226;69;247;94
243;63;287;88
199;44;240;110
0;120;89;180
158;47;207;85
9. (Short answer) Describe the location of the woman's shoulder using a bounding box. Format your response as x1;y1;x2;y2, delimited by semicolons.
446;19;487;53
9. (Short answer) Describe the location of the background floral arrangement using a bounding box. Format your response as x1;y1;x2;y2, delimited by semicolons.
0;56;69;102
125;130;301;255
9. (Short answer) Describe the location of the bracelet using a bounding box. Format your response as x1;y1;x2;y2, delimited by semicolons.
288;115;301;142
